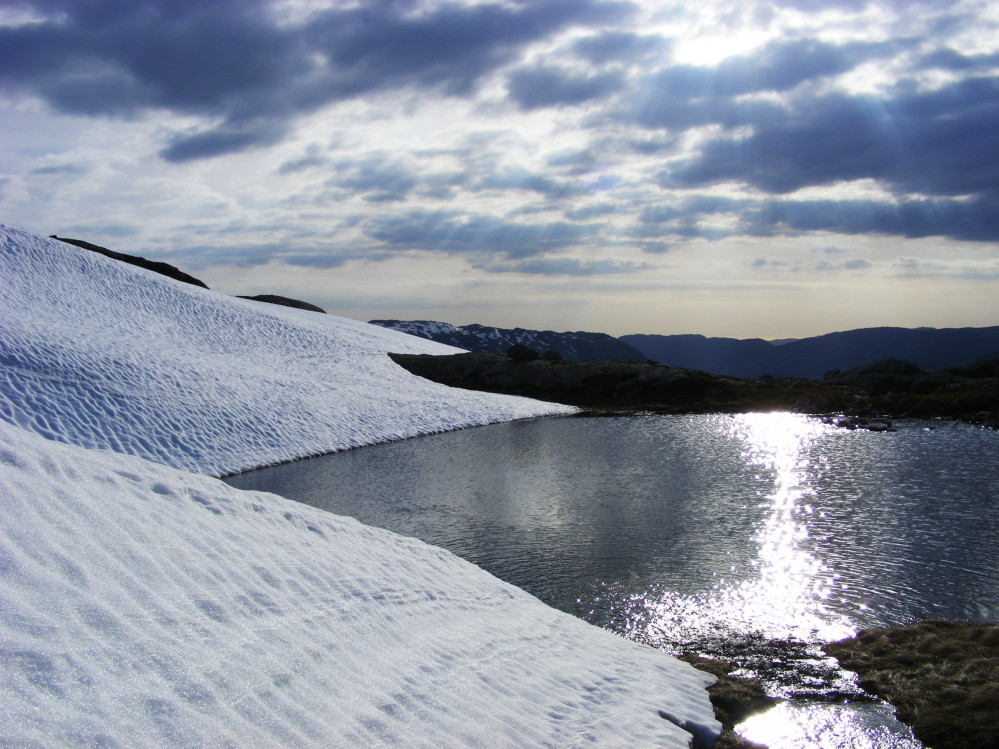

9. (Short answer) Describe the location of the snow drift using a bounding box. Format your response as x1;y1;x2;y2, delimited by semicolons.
0;226;574;476
0;226;719;746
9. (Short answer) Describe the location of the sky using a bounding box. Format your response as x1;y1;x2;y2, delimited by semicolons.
2;0;998;339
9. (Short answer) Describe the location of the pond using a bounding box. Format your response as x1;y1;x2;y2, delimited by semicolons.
225;413;999;748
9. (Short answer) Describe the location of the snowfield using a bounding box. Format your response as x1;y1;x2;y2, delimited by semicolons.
0;226;719;746
0;226;575;476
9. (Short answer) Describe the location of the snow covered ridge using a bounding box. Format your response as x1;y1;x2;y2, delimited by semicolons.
0;226;575;476
0;225;719;746
0;422;719;747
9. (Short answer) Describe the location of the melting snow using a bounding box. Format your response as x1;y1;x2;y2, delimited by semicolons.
0;227;719;746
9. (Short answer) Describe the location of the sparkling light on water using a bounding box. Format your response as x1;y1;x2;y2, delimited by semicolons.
229;412;999;748
739;702;922;749
631;414;855;656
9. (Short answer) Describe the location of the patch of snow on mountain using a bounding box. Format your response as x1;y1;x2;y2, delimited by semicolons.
0;227;573;476
0;421;719;747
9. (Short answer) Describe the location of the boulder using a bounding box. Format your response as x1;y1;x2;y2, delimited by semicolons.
237;294;326;313
507;344;539;362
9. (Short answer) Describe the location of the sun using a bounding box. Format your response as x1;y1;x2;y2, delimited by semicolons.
674;28;773;67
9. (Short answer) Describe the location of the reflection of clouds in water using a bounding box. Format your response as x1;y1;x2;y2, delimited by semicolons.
633;413;854;649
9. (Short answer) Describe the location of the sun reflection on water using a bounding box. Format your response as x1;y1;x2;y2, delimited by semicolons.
720;412;855;645
625;413;855;661
600;412;923;747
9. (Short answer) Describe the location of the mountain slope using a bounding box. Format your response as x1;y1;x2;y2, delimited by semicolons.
0;225;718;746
371;319;648;361
623;327;999;379
1;227;573;476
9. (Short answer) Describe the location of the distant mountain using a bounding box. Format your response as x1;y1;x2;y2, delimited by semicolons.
621;334;777;378
370;320;647;362
622;326;999;379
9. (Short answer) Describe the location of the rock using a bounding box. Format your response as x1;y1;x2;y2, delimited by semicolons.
50;236;209;289
387;353;862;414
507;344;539;362
237;294;326;313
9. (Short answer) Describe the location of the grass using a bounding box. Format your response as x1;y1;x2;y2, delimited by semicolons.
823;620;999;749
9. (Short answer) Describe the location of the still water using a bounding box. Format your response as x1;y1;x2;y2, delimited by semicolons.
225;413;999;747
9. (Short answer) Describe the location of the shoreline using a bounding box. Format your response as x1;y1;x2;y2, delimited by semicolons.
388;352;999;428
823;620;999;749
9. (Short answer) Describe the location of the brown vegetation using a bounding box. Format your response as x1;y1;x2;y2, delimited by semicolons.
824;620;999;749
678;655;777;749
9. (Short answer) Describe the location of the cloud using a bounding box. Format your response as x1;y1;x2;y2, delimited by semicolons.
327;152;422;203
478;257;644;275
506;65;625;110
572;30;670;65
564;202;619;220
648;38;897;101
476;166;582;198
161;121;286;162
918;48;999;72
664;77;999;198
741;194;999;242
623;37;900;132
892;256;999;280
363;210;600;259
1;0;635;159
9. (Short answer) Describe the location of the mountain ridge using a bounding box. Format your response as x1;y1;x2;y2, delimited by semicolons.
370;319;648;362
623;326;999;379
373;319;999;379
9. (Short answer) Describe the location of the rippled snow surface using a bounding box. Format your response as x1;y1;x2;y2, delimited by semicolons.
0;226;574;476
0;423;718;747
0;226;716;746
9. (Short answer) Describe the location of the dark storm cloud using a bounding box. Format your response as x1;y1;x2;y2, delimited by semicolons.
742;194;999;243
363;210;599;259
918;48;999;72
476;167;582;199
572;31;670;65
646;38;898;100
0;0;635;159
665;76;999;200
506;66;625;110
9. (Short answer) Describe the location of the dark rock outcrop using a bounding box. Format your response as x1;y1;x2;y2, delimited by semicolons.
389;351;999;425
237;294;326;313
50;235;209;289
388;352;863;414
506;344;539;361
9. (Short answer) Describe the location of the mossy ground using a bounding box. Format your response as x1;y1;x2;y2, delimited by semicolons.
678;654;776;749
824;620;999;749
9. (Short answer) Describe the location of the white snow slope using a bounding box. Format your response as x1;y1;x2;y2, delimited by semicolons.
0;226;574;476
0;227;719;747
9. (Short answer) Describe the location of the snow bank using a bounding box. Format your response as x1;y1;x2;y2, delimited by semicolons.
0;226;720;746
0;423;718;747
0;226;574;476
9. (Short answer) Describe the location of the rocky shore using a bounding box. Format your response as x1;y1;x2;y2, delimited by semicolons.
389;351;999;426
